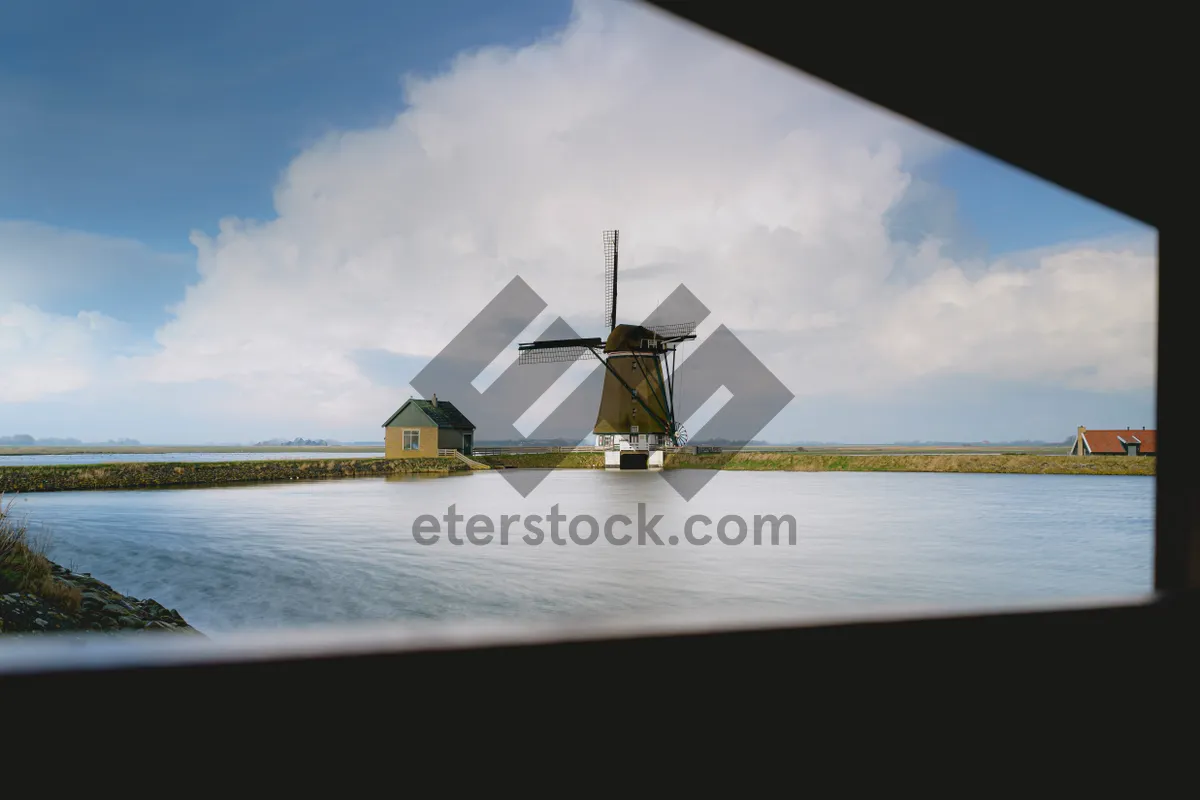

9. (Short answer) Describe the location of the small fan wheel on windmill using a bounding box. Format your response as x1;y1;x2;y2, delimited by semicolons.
670;423;687;446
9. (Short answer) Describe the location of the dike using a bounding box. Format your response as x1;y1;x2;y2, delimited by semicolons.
474;451;1154;475
660;452;1156;475
0;457;468;494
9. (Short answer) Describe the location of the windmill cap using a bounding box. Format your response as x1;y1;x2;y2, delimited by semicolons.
605;324;665;353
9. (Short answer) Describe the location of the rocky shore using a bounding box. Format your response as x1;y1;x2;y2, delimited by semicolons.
0;561;201;636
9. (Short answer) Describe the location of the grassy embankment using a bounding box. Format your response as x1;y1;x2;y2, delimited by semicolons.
669;452;1155;475
0;452;1152;494
476;452;1155;476
473;452;605;469
0;495;82;613
0;457;465;494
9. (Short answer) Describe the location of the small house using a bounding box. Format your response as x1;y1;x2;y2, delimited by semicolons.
382;395;476;459
1070;426;1156;456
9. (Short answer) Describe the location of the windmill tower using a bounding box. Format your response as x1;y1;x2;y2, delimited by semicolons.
516;230;697;468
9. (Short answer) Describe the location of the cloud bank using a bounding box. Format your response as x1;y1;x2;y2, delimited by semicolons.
0;303;129;403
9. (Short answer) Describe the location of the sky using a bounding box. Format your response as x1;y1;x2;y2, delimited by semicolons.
0;0;1157;444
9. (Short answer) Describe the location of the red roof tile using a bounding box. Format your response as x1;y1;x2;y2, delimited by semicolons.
1082;429;1156;455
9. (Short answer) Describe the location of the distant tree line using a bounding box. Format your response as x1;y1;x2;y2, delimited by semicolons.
1;434;141;446
253;437;330;446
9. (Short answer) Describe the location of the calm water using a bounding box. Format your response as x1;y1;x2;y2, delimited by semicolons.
7;470;1153;636
0;451;382;466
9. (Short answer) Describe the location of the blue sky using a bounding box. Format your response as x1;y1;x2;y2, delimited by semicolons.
2;0;575;338
1;0;571;244
925;148;1147;256
0;0;1157;443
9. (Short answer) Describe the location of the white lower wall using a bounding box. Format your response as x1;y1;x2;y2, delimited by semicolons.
604;448;664;468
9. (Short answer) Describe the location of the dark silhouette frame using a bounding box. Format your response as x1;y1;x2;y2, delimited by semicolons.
3;2;1190;754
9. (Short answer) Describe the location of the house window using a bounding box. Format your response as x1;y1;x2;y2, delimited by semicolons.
403;429;420;450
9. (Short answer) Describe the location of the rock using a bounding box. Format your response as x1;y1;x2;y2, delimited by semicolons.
4;554;198;636
139;598;169;616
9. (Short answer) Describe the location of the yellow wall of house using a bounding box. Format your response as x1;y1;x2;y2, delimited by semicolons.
385;425;439;458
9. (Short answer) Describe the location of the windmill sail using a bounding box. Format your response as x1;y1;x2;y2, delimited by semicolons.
517;337;603;365
645;321;698;340
603;229;618;332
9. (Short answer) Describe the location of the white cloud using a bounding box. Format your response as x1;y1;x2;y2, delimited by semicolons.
0;303;129;402
842;241;1155;394
122;0;1154;431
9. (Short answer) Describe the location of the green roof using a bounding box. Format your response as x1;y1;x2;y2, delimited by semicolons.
382;399;475;430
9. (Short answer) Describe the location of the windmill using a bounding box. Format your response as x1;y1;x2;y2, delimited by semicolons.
516;230;697;458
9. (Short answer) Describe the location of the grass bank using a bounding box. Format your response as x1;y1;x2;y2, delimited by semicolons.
0;452;1152;493
475;452;605;469
0;495;81;614
663;452;1155;475
475;451;1152;476
0;457;465;494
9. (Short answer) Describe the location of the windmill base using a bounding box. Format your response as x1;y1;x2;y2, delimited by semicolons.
604;450;664;470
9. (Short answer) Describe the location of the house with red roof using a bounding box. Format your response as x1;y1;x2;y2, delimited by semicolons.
1070;426;1156;456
